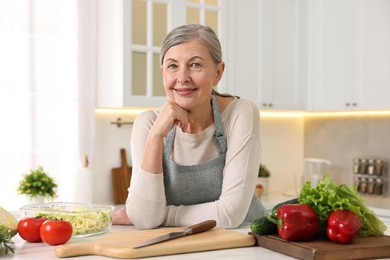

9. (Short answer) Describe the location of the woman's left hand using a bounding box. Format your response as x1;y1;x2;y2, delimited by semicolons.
112;207;133;225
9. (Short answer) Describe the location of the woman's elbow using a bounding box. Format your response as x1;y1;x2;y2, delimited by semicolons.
126;206;164;230
132;220;161;230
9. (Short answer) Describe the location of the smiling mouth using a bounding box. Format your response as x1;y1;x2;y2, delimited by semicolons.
174;88;197;95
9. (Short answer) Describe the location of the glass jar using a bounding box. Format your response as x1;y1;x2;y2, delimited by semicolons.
353;158;361;174
359;177;367;193
353;176;360;188
359;159;368;175
375;160;384;176
374;178;383;195
367;178;375;194
367;159;375;175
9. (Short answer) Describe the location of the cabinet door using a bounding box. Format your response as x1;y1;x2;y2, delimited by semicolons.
355;0;390;110
259;0;307;110
307;0;390;111
227;0;306;110
307;0;353;111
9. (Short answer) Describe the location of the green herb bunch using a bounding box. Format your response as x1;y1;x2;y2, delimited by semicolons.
0;207;18;255
17;166;58;199
0;225;15;255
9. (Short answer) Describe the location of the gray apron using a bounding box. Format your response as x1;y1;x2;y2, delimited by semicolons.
163;95;265;222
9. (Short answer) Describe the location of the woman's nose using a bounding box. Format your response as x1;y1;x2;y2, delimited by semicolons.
176;67;190;84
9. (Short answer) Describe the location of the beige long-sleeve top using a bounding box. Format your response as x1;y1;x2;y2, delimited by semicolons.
127;98;261;229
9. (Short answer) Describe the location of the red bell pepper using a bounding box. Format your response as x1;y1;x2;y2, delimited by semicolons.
276;204;319;241
327;210;361;244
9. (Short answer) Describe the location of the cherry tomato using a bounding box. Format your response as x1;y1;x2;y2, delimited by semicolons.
40;220;73;245
17;217;47;242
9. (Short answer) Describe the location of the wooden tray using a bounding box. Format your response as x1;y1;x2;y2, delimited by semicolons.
251;233;390;260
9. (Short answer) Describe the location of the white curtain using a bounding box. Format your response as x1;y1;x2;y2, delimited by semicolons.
0;0;96;210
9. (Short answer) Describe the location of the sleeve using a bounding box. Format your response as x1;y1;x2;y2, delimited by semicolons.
162;100;262;228
126;110;167;229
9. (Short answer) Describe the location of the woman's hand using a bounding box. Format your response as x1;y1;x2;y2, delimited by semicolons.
152;101;192;137
112;207;133;225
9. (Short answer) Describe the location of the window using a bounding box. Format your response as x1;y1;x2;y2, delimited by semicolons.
123;0;225;107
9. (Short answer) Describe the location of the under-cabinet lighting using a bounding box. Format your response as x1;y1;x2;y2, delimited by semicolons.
96;108;390;118
305;110;390;117
95;108;152;115
260;111;305;118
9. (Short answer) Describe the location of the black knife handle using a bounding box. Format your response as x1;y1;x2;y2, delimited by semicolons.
186;220;217;235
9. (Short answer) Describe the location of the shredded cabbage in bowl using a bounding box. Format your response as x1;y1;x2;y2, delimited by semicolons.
20;202;114;237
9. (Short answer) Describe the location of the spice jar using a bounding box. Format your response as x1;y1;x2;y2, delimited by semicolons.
353;158;361;174
353;176;360;188
367;159;375;175
375;160;384;176
374;178;383;195
359;158;368;175
367;178;375;194
359;177;367;193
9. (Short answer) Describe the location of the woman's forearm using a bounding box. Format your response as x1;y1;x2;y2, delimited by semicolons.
141;132;164;174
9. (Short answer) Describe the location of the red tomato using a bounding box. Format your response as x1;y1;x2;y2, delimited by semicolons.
39;220;73;245
17;217;47;242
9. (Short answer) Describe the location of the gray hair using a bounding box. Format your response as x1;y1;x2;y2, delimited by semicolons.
160;24;222;66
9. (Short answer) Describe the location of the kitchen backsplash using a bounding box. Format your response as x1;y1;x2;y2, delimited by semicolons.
304;115;390;196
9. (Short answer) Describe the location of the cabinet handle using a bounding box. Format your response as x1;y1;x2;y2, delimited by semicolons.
345;103;350;106
268;103;273;107
110;117;133;128
352;102;357;106
262;103;268;107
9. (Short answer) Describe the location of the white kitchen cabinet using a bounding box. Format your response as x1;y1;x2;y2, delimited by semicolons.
258;0;307;110
228;0;307;110
307;0;390;111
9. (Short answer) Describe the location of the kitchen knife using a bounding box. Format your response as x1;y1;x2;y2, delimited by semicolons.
133;220;217;249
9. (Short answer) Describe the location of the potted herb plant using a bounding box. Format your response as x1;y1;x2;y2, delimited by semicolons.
17;166;58;204
257;164;271;195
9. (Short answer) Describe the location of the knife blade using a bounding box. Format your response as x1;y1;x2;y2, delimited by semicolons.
133;220;217;249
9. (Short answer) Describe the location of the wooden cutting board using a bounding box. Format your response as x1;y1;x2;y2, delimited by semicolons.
111;148;132;204
251;233;390;260
55;227;255;258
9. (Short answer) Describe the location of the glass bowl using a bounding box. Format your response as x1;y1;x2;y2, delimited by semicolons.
20;202;115;237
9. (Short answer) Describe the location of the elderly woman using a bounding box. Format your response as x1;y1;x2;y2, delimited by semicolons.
113;24;266;229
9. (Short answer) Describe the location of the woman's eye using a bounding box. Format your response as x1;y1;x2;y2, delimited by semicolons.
167;64;178;69
190;63;201;68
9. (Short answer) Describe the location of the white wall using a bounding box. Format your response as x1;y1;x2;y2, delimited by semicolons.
260;115;304;193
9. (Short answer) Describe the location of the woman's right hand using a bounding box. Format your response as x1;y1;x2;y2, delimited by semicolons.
152;101;192;137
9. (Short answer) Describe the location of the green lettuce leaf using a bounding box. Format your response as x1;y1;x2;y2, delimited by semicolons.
299;175;386;237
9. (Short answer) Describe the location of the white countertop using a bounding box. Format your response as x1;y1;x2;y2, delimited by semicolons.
6;225;297;260
6;193;389;259
7;221;390;260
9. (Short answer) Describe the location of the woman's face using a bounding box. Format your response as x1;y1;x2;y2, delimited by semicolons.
161;39;224;111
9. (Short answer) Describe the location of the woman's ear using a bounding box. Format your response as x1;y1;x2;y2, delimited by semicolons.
213;62;225;86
